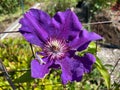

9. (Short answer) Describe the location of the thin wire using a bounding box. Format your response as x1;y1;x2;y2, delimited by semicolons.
83;20;120;25
0;31;19;34
0;69;30;76
20;0;24;14
0;69;30;73
110;58;120;75
0;20;119;34
0;82;63;88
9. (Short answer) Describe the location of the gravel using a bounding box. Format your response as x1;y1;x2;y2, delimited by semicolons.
97;46;120;83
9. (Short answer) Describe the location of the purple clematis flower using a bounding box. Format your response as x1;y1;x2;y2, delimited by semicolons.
19;9;102;84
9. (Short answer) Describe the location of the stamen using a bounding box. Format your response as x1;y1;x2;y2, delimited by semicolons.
44;38;69;60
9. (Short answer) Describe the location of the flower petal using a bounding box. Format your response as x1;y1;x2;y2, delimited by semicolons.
19;26;44;46
55;57;72;84
31;58;53;78
67;50;76;57
52;9;82;39
69;29;102;51
19;9;52;46
71;53;96;81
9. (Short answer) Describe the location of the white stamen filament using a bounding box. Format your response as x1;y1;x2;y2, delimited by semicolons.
44;38;68;60
35;53;46;64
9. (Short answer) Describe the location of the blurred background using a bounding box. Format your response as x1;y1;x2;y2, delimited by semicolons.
0;0;120;89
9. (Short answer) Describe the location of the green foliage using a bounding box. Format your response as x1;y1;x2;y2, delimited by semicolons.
82;0;116;15
92;0;115;13
14;71;33;83
0;0;19;15
95;57;111;89
42;0;79;16
0;38;32;89
87;42;111;89
0;0;37;16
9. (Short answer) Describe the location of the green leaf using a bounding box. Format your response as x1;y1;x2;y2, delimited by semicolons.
95;57;111;89
88;42;96;49
77;42;97;56
14;71;34;83
86;42;97;54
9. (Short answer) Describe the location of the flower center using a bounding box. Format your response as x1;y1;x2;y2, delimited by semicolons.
44;38;69;60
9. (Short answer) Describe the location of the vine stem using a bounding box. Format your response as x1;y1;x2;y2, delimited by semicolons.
0;59;16;90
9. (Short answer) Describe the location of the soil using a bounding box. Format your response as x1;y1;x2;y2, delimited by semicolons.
91;10;120;47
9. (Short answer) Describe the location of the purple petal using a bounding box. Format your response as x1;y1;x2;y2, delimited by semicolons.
52;9;82;39
71;53;96;81
67;50;76;57
19;26;44;47
31;58;53;78
55;57;72;84
69;29;102;51
19;9;52;46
